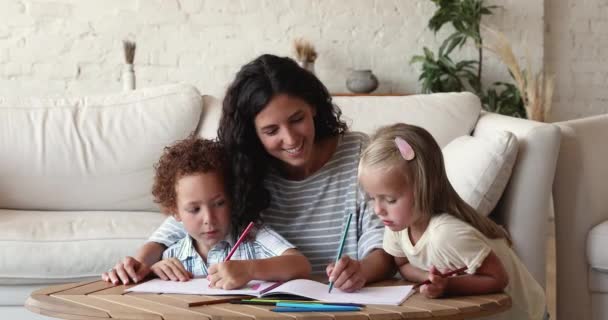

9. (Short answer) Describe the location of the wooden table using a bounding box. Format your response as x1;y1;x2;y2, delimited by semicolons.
26;279;511;320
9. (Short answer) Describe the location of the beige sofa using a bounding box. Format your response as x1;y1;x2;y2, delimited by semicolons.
0;84;560;319
553;114;608;320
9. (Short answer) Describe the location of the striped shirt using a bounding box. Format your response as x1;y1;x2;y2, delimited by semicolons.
149;132;384;274
161;226;293;277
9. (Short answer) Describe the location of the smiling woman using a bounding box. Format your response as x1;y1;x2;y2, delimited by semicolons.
107;54;395;293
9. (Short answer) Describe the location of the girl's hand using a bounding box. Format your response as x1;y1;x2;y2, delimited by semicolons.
150;258;192;281
325;255;366;292
420;266;448;298
101;256;151;285
208;260;253;290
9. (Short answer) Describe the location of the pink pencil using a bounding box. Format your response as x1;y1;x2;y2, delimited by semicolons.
413;266;468;289
224;221;255;261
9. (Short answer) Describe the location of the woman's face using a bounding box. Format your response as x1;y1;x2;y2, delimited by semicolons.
254;94;317;173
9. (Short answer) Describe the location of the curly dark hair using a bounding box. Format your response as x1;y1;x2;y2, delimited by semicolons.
151;137;229;215
218;54;348;227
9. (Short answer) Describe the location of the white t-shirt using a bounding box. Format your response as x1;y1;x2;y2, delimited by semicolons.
383;213;545;320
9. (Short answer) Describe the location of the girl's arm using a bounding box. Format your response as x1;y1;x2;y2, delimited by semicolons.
326;249;395;293
208;249;311;289
422;251;509;298
395;256;428;283
444;251;509;295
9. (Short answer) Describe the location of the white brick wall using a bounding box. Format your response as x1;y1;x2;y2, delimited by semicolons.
0;0;545;112
546;0;608;121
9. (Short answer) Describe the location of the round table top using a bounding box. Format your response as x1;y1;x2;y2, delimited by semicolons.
26;279;511;320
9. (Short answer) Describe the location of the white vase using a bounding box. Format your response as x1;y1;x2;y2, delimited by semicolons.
297;60;315;75
122;64;136;91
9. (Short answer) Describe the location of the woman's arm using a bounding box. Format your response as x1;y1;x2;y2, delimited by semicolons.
136;241;166;267
208;249;311;289
395;256;428;283
249;249;312;281
359;249;396;283
102;242;166;284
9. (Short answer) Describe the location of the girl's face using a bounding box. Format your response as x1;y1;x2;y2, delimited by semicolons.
359;167;422;232
254;94;317;175
172;172;231;256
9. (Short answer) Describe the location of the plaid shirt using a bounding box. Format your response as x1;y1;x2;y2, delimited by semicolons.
161;226;294;277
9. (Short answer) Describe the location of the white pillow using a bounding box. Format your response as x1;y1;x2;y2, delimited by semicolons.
442;131;519;216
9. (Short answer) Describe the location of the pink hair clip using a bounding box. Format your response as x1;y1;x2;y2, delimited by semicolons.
395;137;415;161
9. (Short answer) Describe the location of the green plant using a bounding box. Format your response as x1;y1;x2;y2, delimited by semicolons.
410;47;479;94
482;82;526;118
411;0;529;118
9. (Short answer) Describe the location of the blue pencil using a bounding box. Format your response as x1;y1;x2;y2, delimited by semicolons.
272;306;361;312
328;212;353;293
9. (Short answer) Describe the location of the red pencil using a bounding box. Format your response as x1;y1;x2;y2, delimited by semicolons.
224;221;255;261
413;266;468;289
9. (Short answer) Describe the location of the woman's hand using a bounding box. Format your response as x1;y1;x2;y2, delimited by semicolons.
208;260;254;290
101;256;151;285
420;266;448;298
325;255;366;292
150;258;192;281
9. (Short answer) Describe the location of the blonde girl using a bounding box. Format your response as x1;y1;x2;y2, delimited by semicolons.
358;123;546;320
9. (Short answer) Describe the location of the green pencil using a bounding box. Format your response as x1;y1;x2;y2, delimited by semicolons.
328;212;353;293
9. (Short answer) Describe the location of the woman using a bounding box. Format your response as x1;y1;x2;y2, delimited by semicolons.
103;54;394;292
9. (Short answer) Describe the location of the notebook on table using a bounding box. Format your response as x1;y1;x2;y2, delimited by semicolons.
126;278;414;306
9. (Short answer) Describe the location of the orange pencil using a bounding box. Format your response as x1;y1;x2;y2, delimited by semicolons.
413;266;468;289
224;221;255;261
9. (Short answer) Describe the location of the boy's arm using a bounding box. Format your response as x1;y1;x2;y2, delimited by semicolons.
248;249;311;281
395;256;429;283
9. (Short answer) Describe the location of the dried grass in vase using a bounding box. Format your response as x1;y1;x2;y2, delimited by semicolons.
293;38;318;63
482;26;555;122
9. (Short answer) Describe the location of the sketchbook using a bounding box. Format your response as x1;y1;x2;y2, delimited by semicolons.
126;278;414;306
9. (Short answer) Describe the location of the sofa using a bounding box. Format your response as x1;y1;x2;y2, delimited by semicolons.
0;84;561;319
553;114;608;320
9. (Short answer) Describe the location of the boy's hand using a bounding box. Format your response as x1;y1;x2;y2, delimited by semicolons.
150;258;192;282
325;255;366;292
102;256;151;285
420;266;448;298
208;260;254;290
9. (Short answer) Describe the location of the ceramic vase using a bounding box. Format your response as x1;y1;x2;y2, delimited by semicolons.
346;69;379;93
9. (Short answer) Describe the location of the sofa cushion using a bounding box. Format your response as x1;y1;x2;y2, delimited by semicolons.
334;92;481;147
196;92;482;148
443;131;519;216
0;209;167;285
588;220;608;273
0;84;202;211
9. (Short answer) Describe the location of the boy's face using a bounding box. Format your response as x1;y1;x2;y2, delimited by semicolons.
359;167;422;232
172;172;231;256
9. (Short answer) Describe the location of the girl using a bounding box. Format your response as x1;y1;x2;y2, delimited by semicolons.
358;123;545;320
103;54;394;292
105;137;311;289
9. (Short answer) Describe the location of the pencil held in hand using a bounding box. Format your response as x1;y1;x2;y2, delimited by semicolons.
328;212;354;293
413;266;468;289
225;221;255;261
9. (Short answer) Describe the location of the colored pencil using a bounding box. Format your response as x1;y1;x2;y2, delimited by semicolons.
241;299;365;307
328;212;353;293
224;221;255;261
272;306;361;312
413;266;468;289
